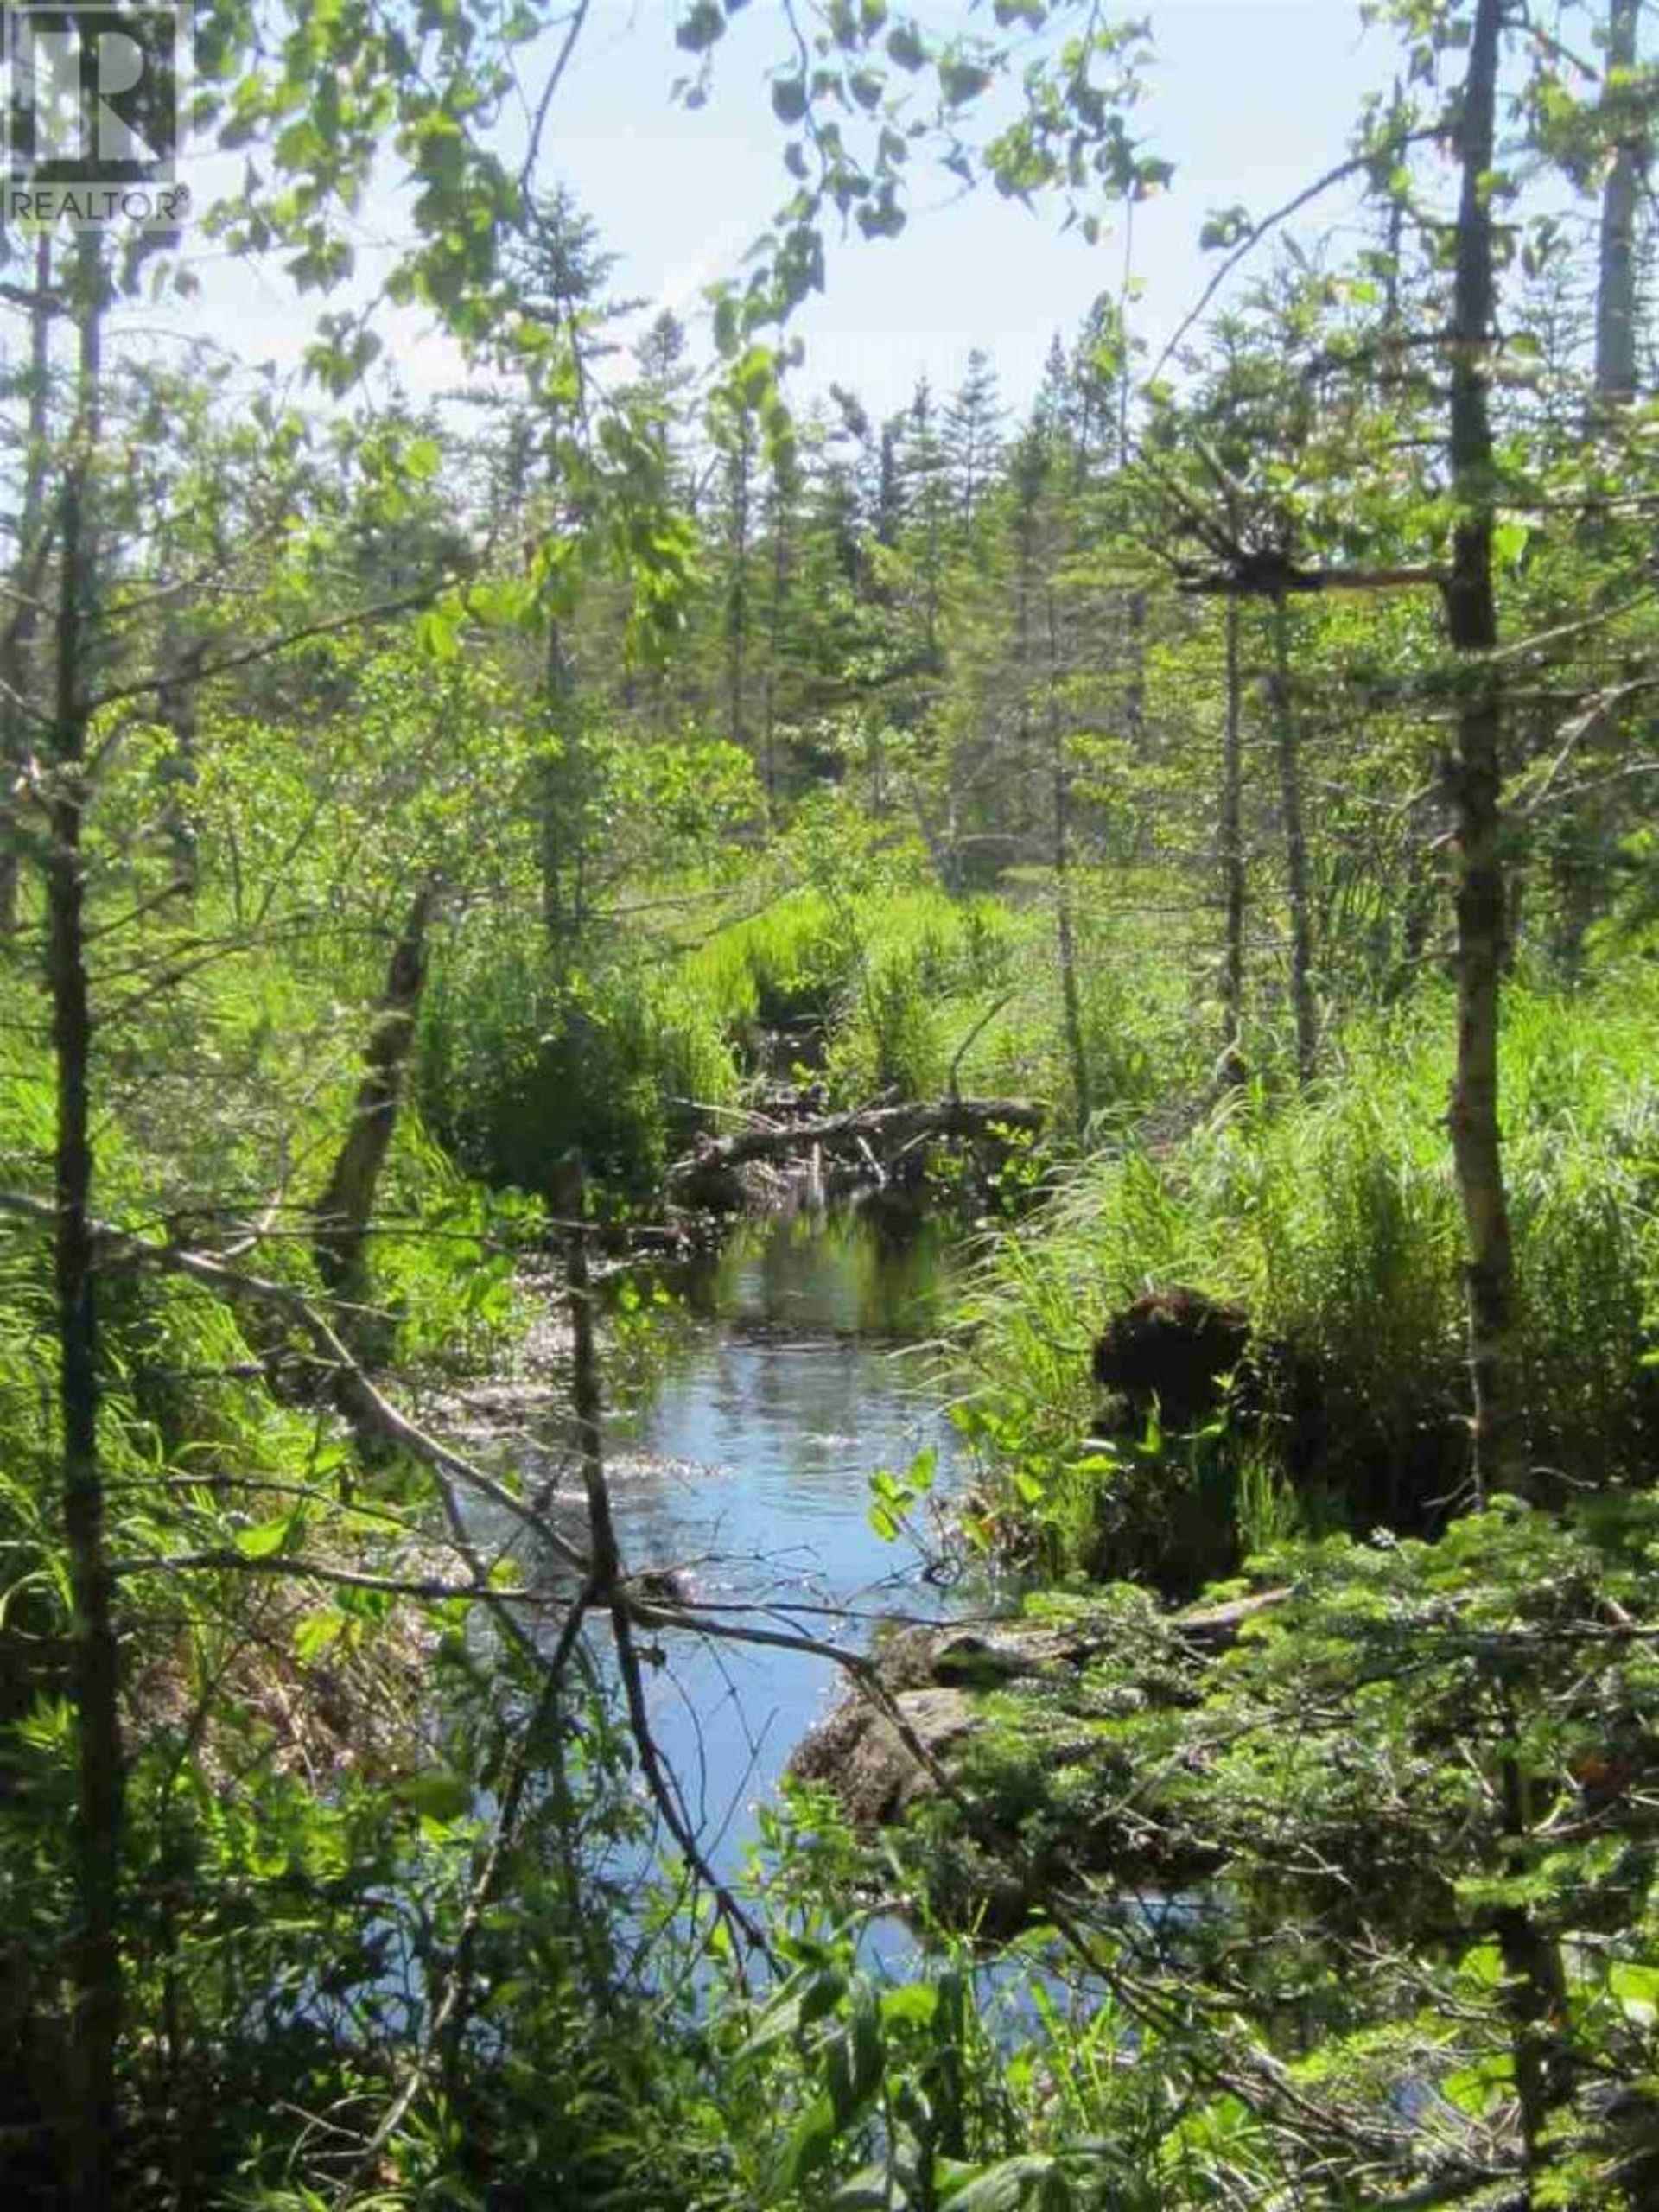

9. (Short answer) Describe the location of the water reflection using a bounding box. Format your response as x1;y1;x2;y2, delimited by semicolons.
601;1205;970;1873
676;1199;957;1340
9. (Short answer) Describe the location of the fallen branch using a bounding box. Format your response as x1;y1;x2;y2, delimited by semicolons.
666;1095;1043;1190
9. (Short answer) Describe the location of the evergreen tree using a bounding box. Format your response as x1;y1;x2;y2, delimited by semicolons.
944;347;1005;520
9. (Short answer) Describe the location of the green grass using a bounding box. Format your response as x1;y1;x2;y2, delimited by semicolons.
956;967;1659;1583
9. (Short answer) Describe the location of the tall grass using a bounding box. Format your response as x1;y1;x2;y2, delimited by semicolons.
681;870;1207;1127
957;969;1659;1582
416;917;741;1200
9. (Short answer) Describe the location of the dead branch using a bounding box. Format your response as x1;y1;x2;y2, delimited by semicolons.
666;1095;1044;1192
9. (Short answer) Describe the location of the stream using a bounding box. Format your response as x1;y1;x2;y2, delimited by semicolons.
598;1202;976;1877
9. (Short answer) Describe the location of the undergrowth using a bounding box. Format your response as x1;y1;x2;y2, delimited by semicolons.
955;967;1659;1585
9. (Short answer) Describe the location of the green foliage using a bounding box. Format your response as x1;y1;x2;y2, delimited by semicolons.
959;972;1659;1582
878;1499;1659;2206
417;916;741;1199
5;4;1659;2204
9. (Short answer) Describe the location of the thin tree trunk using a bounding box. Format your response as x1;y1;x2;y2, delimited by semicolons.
2;233;57;936
1493;1713;1571;2172
1046;588;1091;1131
1219;595;1247;1084
52;234;122;2212
314;880;437;1311
1123;589;1147;758
1595;0;1643;405
724;419;752;759
539;620;579;943
1445;0;1527;1508
761;486;790;826
1270;597;1317;1082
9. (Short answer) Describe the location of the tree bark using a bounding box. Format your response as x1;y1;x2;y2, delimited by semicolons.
313;880;437;1311
723;411;753;758
1;233;57;937
1047;588;1092;1131
1270;597;1317;1082
51;234;123;2212
1595;0;1643;405
1446;3;1529;1484
667;1095;1043;1195
539;619;581;942
1219;596;1247;1083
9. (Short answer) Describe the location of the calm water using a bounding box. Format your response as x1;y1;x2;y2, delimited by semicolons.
599;1205;972;1874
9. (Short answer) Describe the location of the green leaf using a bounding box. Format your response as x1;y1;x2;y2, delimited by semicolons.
887;22;926;69
1492;516;1531;569
416;606;461;663
1611;1962;1659;2024
235;1516;295;1560
293;1609;347;1662
941;2153;1059;2206
677;1;726;52
782;2093;840;2188
772;77;808;124
938;57;993;105
880;1983;939;2027
395;1769;473;1821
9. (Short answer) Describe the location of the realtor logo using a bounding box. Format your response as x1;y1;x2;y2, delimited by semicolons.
3;4;192;229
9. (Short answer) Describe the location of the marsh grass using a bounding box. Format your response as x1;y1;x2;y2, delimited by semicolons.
957;970;1659;1582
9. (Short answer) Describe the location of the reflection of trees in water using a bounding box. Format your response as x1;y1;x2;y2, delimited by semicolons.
696;1205;955;1340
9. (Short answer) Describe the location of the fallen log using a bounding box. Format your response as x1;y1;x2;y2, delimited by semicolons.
666;1095;1044;1200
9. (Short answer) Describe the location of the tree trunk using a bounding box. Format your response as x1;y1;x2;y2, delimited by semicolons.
1270;597;1317;1082
539;619;580;943
1046;588;1091;1131
1219;596;1247;1084
313;880;437;1312
1123;589;1147;759
724;416;753;758
1;233;57;937
1595;0;1643;405
1445;0;1526;1506
762;515;785;823
51;234;123;2212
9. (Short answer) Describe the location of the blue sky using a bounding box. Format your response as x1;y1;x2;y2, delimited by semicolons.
539;0;1390;414
168;3;1402;422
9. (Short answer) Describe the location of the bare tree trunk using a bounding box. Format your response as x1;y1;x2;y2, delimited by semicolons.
314;880;437;1311
51;234;122;2212
2;234;57;937
1445;0;1527;1509
539;620;580;943
760;482;791;827
1219;596;1247;1084
1046;588;1091;1131
1123;589;1147;757
1595;0;1643;405
724;416;753;759
1270;597;1317;1082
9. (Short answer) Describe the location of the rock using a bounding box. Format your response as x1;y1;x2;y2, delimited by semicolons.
790;1686;980;1826
929;1625;1089;1686
790;1613;1124;1829
1174;1586;1291;1649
